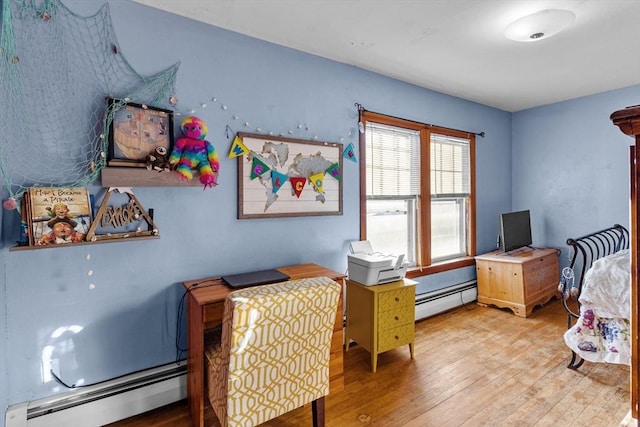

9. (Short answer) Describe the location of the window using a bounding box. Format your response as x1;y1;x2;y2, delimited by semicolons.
360;111;475;274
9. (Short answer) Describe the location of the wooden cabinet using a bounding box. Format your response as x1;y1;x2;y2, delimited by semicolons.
611;105;640;420
345;278;417;372
475;247;559;317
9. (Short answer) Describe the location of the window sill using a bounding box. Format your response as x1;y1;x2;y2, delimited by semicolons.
405;256;476;278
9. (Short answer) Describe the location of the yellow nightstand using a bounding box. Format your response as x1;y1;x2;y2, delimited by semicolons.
345;278;417;372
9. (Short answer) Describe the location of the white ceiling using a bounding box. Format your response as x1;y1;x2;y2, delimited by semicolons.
132;0;640;112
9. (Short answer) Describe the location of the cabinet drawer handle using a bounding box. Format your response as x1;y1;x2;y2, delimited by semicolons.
395;335;399;340
395;316;399;321
395;296;400;302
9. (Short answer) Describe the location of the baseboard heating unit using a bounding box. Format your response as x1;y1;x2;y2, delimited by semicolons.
5;362;186;427
415;280;477;321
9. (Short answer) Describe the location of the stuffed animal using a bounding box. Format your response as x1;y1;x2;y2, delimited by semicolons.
169;116;219;188
146;146;170;172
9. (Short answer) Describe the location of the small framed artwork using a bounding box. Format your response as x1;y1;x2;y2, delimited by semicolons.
107;97;174;167
237;133;343;219
26;187;93;246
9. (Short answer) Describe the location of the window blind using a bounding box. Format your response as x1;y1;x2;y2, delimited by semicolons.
365;122;420;198
430;133;470;198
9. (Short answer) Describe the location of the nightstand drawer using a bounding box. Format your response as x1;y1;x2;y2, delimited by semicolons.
379;286;414;310
378;308;414;330
378;324;414;353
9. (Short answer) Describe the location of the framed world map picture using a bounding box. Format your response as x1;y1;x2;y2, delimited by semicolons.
237;133;343;219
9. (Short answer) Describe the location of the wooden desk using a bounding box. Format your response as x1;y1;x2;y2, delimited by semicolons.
183;263;346;427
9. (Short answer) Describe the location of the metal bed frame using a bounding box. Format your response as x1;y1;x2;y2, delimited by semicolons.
559;224;629;369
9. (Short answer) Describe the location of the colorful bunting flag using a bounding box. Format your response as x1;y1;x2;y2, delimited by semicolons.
250;157;270;179
271;171;288;193
309;172;325;194
289;177;306;198
343;143;357;162
228;135;250;158
326;162;340;181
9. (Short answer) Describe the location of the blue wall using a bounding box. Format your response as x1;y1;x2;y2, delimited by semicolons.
512;86;640;269
0;0;635;423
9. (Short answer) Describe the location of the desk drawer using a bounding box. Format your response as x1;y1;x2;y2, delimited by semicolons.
203;303;224;329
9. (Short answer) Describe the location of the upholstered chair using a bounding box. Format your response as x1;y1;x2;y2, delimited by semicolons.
205;276;341;427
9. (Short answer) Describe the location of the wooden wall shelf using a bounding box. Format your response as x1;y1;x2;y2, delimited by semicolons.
101;167;203;187
9;235;159;252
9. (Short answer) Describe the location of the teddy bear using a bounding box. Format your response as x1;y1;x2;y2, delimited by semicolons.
169;116;219;188
146;146;170;172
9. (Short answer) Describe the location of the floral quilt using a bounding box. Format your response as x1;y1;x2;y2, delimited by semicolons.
563;249;631;365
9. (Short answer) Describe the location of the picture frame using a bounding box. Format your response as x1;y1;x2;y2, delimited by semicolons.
26;187;93;246
237;133;343;219
106;97;174;167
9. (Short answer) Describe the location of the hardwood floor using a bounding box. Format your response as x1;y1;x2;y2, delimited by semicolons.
107;298;630;427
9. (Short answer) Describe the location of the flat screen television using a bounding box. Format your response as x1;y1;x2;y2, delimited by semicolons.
499;210;532;252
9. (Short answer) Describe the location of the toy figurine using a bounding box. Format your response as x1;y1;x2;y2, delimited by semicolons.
169;116;219;188
146;146;170;172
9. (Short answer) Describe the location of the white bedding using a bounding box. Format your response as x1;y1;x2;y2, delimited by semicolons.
563;249;631;365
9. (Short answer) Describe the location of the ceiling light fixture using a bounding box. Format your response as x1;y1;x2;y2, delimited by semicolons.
504;9;575;42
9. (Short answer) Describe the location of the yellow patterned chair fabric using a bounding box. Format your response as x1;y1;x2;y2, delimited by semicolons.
205;276;341;427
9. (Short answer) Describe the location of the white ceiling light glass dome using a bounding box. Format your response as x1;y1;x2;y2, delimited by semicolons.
504;9;576;42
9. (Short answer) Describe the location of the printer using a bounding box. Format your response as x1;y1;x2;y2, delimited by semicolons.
347;240;408;286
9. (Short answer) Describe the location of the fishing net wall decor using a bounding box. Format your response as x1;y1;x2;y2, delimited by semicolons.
0;0;179;202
